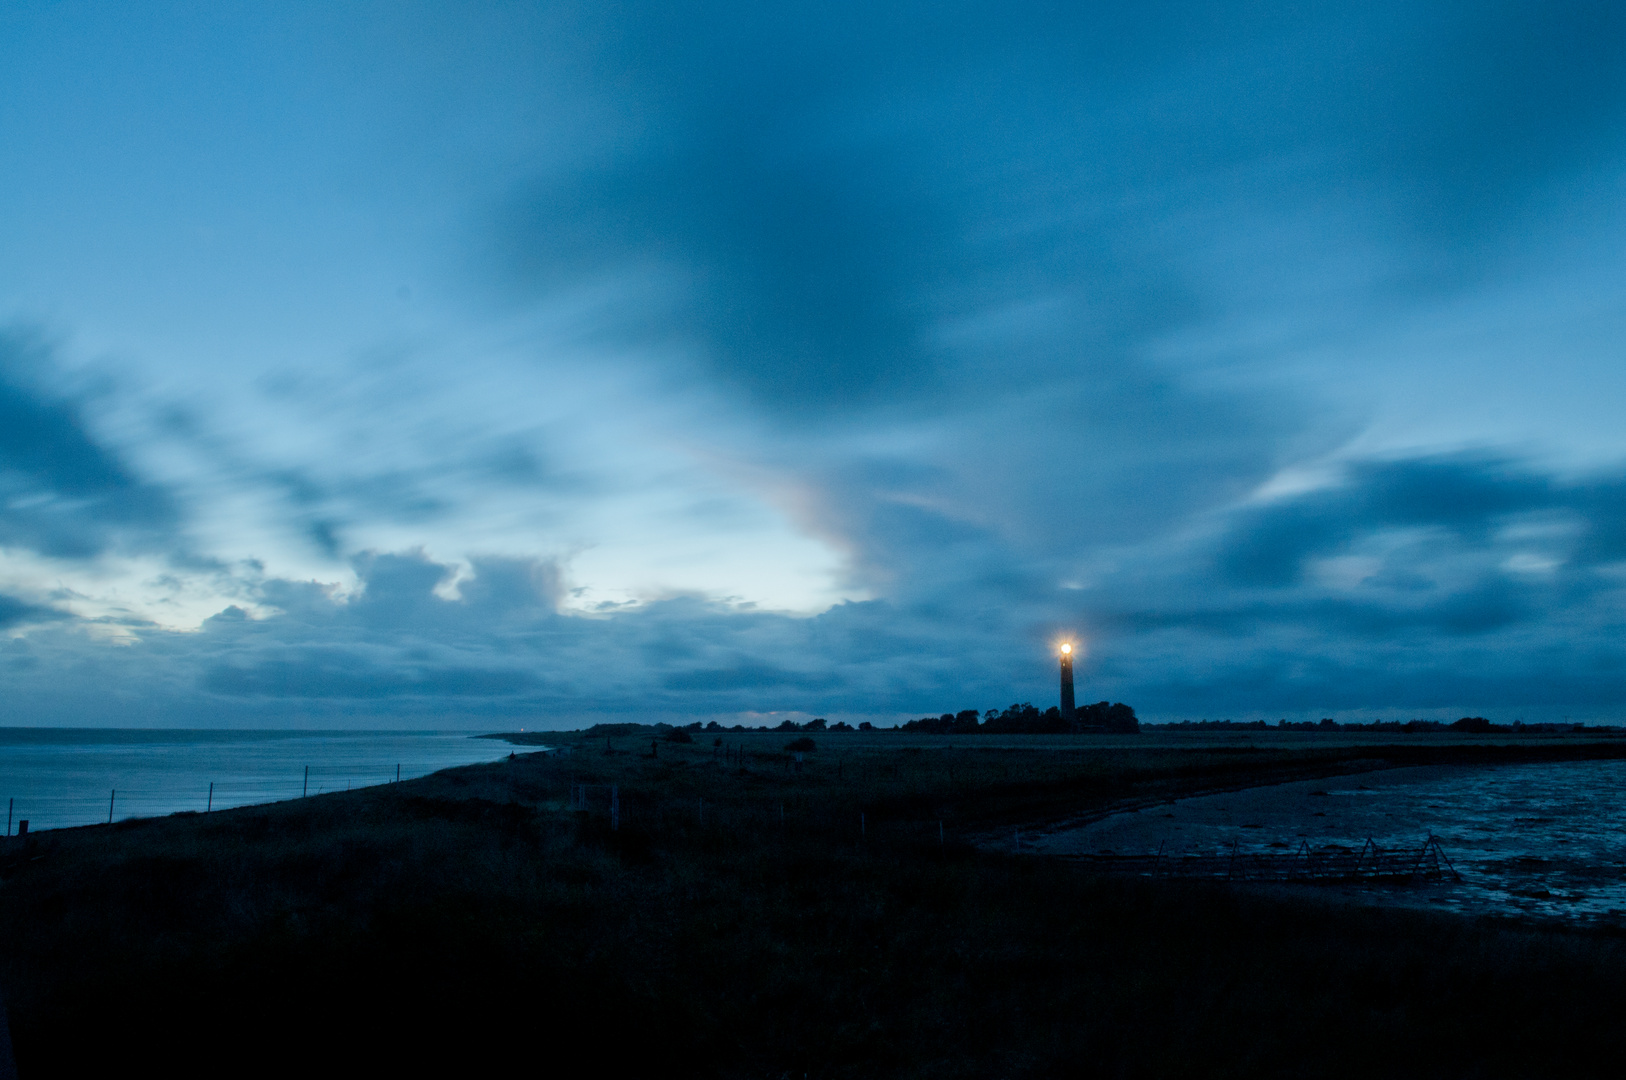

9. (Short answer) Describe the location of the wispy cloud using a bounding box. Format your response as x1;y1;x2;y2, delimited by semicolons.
3;3;1626;724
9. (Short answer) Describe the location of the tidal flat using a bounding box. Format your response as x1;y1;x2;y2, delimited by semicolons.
1034;758;1626;923
3;729;1626;1078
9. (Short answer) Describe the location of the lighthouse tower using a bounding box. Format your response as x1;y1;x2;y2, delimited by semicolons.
1059;644;1076;722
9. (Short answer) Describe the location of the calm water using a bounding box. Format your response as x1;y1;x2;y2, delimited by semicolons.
1035;760;1626;925
0;729;527;832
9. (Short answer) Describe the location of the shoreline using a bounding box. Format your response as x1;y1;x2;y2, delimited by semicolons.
1032;754;1626;928
0;729;519;834
7;729;1626;1076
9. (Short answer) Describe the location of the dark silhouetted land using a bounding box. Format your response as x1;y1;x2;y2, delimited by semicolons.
3;728;1626;1077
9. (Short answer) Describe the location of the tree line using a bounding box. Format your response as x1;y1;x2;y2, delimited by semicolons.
578;704;1139;738
901;701;1139;735
1171;717;1596;733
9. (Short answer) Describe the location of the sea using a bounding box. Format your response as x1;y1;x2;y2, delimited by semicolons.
0;728;529;832
1034;758;1626;926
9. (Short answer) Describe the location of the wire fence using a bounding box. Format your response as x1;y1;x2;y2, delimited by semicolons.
2;759;482;834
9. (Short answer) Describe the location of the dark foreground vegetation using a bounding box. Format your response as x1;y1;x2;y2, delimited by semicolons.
4;732;1626;1078
900;701;1139;734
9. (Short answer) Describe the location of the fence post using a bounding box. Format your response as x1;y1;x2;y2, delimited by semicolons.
207;782;213;813
303;766;309;798
1429;834;1463;881
396;764;401;783
108;789;115;824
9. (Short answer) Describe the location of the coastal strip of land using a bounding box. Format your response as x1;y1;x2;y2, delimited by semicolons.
3;728;1625;1077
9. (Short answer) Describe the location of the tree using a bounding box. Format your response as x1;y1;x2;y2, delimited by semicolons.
1075;701;1138;733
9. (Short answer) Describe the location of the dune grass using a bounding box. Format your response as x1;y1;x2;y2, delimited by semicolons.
2;730;1625;1077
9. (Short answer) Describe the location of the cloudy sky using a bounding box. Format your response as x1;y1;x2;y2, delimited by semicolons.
3;1;1625;727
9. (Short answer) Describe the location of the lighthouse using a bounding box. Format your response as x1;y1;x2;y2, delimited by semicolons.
1059;643;1076;722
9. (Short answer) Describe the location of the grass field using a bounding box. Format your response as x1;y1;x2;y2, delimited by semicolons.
3;729;1626;1077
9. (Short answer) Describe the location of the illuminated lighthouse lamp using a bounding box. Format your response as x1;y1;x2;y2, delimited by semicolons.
1058;642;1077;721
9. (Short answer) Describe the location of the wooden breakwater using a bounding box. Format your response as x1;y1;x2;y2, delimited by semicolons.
1064;835;1463;884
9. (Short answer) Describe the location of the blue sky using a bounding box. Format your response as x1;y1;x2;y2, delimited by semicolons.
3;1;1626;727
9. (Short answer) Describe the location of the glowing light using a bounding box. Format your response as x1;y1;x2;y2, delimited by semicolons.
1060;643;1071;654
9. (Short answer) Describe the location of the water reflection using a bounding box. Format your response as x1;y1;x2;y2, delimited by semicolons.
1036;761;1626;924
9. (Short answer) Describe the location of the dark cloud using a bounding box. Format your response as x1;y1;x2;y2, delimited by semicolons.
0;593;62;630
505;130;951;414
138;455;1624;720
1075;453;1626;716
6;443;1626;726
500;1;1626;419
480;1;1626;711
1215;454;1557;588
6;3;1626;727
202;651;538;698
0;331;177;557
661;661;840;692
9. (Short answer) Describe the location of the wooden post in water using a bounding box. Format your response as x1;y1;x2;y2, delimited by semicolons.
108;789;115;824
396;764;401;783
207;782;213;812
303;766;309;797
